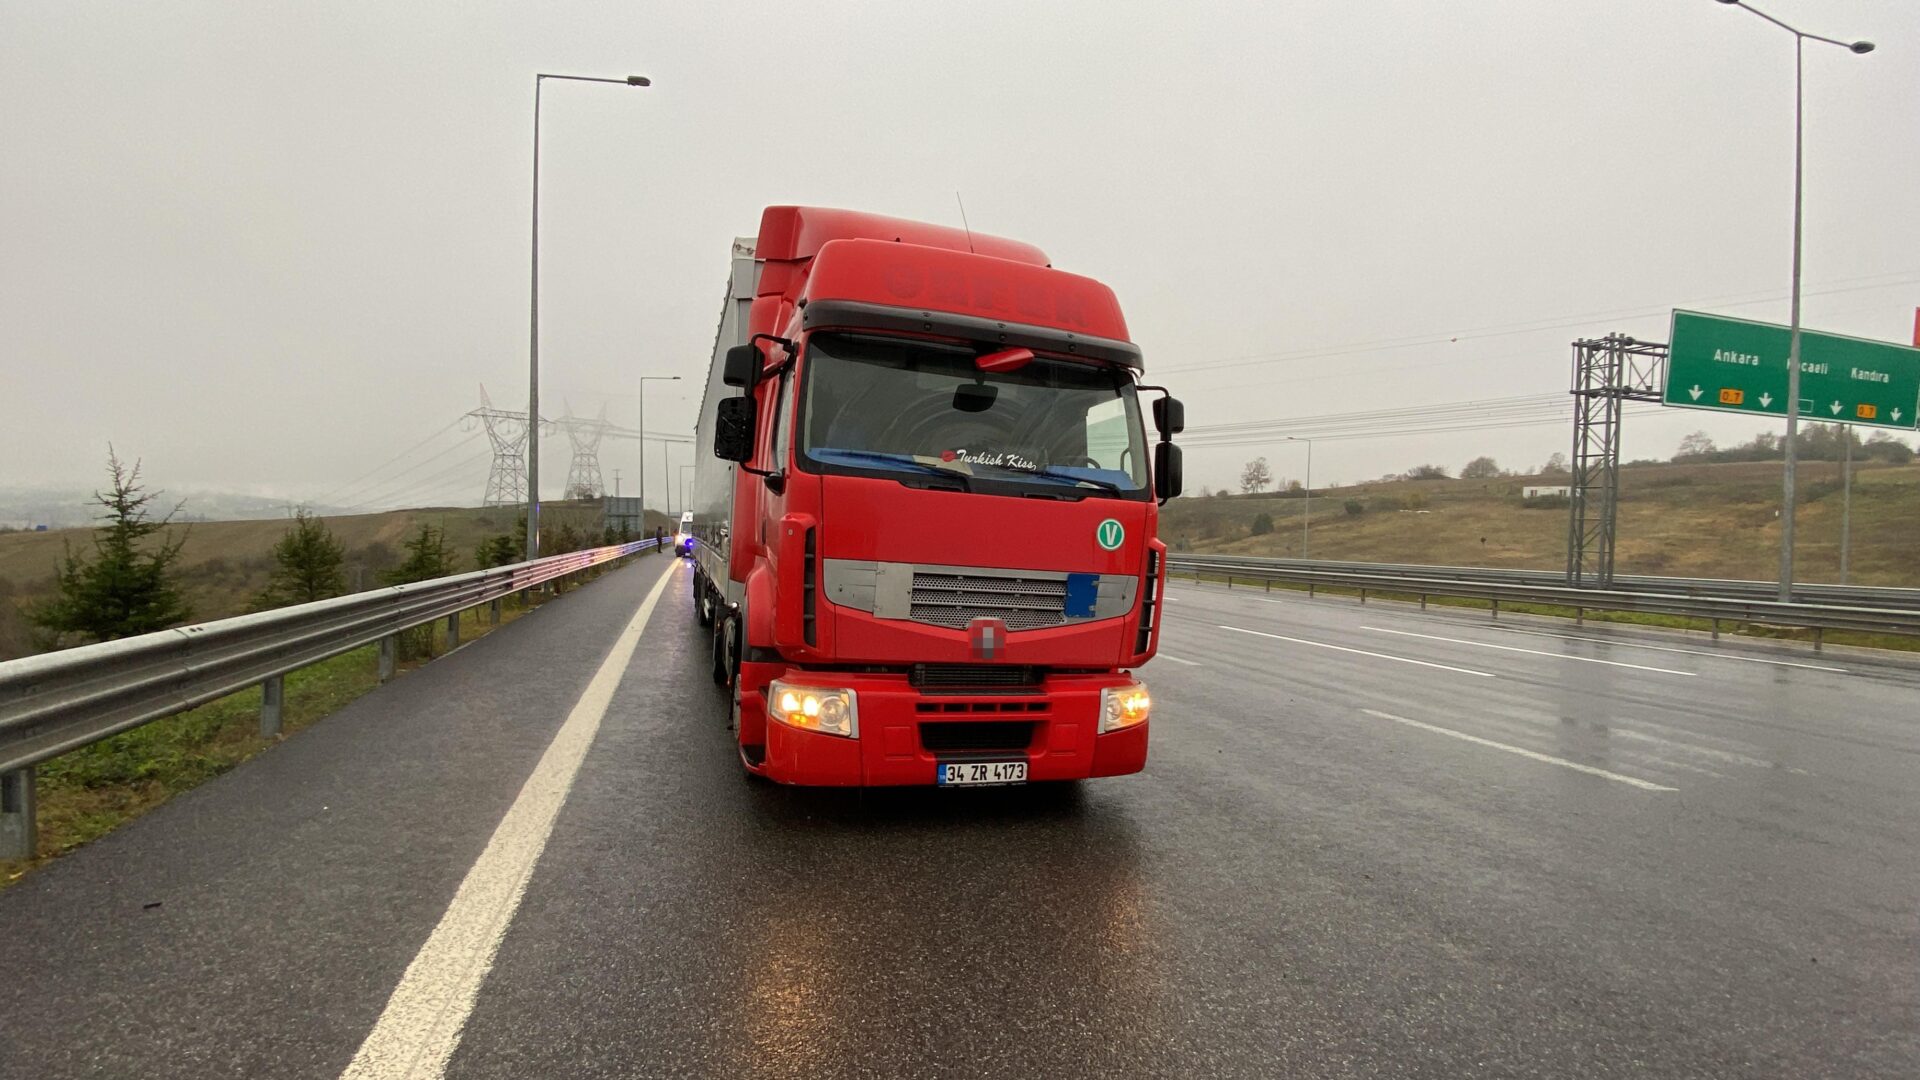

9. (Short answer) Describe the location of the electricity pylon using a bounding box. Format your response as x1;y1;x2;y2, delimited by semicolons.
468;385;530;506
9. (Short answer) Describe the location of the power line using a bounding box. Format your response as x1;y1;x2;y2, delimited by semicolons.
349;448;494;511
339;433;486;509
312;417;465;505
1159;271;1920;379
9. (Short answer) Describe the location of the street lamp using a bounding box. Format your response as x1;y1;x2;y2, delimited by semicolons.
636;375;680;520
527;71;650;561
1711;0;1873;601
1286;436;1313;558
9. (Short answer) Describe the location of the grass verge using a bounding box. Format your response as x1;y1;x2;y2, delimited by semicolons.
0;554;651;888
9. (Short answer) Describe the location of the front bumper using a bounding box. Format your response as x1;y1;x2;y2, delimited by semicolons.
745;669;1149;786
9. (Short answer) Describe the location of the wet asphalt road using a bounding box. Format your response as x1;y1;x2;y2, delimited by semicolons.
2;555;1917;1079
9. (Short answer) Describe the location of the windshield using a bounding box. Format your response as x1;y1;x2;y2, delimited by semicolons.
797;332;1149;498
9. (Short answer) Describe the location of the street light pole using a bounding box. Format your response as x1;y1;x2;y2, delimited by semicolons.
526;71;650;561
1712;1;1873;602
1287;436;1312;558
636;375;680;523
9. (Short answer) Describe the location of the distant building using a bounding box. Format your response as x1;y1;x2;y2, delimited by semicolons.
1523;485;1570;499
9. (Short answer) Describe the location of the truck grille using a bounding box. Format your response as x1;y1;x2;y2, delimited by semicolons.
909;572;1066;630
909;664;1042;690
920;721;1037;754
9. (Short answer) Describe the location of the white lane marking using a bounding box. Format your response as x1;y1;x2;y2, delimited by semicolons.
1614;750;1729;780
1487;624;1847;673
1612;727;1809;775
1152;652;1202;666
1361;626;1696;677
1218;624;1496;678
1359;708;1678;792
340;566;676;1080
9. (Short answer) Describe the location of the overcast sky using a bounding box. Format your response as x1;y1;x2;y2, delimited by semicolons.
5;0;1917;509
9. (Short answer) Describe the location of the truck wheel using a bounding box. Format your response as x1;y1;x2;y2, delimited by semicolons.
710;614;730;686
719;616;741;691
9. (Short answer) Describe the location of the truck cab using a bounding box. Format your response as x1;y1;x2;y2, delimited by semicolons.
689;207;1182;787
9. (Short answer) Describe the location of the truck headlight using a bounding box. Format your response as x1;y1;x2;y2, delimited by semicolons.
1100;681;1151;733
767;679;858;738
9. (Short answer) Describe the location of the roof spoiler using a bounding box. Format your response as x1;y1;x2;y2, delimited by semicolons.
799;298;1144;372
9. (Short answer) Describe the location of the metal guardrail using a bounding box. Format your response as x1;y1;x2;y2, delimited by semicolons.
1166;554;1920;641
1169;554;1920;612
0;539;660;859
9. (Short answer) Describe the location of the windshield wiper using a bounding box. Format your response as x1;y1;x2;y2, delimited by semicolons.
976;462;1125;495
812;448;972;490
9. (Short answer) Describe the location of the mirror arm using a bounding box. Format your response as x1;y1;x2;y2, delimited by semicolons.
745;334;798;388
1136;383;1177;442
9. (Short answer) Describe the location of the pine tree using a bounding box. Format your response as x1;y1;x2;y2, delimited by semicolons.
384;524;458;659
27;451;193;649
384;524;458;586
253;510;346;610
474;535;518;569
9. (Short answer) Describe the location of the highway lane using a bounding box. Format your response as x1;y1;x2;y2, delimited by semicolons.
447;572;1920;1078
0;554;686;1080
2;561;1916;1078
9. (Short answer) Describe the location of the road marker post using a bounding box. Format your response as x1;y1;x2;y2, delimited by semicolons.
0;766;35;860
260;675;285;739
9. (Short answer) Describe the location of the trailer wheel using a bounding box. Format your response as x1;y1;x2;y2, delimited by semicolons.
719;615;741;691
694;572;713;627
710;613;730;686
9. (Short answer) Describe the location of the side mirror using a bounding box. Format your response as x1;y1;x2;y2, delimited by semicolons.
722;344;758;388
1153;396;1185;438
1153;442;1183;500
713;396;756;462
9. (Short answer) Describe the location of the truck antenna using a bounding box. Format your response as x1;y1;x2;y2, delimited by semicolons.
955;192;976;253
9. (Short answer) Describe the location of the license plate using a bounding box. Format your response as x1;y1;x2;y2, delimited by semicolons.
937;760;1027;786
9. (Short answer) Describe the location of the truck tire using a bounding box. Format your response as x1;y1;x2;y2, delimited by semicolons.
710;614;729;686
694;572;713;627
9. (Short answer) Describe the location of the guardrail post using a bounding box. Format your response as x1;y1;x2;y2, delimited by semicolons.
1576;607;1585;626
1490;599;1500;620
260;674;285;739
1813;627;1824;653
378;635;397;683
1308;583;1315;599
490;598;502;625
1711;618;1721;642
1420;594;1427;610
446;612;461;650
1;766;36;861
1263;579;1270;593
1360;589;1367;604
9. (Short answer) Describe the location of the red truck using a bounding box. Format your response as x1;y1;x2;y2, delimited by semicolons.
689;206;1183;787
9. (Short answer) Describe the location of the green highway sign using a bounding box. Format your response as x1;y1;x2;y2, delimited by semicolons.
1664;310;1920;431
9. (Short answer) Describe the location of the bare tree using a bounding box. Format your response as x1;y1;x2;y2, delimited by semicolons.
1674;431;1716;460
1239;457;1273;494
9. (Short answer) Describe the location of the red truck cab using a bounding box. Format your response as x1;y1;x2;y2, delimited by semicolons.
689;207;1183;787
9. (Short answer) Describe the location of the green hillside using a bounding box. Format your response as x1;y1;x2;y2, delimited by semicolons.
0;502;673;660
1162;460;1920;586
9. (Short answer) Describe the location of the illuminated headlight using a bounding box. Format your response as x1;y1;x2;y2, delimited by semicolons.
766;679;858;738
1100;681;1151;733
